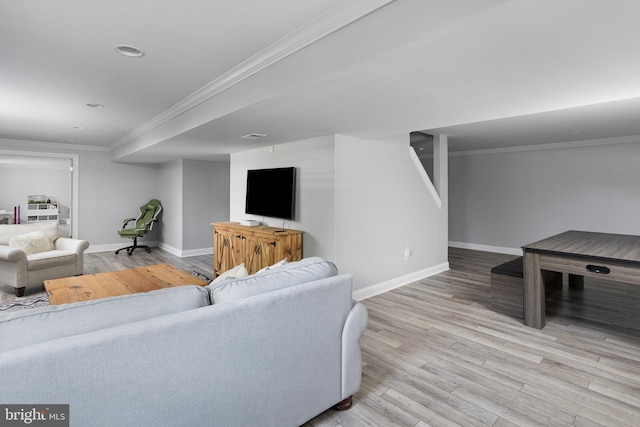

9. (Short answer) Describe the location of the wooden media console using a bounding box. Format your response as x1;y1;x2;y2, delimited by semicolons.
212;222;303;277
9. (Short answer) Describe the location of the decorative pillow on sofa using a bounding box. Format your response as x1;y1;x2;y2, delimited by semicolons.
8;231;53;255
256;258;287;274
211;263;248;284
207;257;338;304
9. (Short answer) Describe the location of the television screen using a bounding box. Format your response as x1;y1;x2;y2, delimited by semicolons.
245;167;296;220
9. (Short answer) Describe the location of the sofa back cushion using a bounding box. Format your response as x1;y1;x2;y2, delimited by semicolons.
207;256;338;304
0;285;210;352
9;231;53;255
0;222;60;246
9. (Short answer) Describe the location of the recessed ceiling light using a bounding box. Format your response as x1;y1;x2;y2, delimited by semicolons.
85;103;105;108
241;133;268;140
114;44;145;58
72;126;86;130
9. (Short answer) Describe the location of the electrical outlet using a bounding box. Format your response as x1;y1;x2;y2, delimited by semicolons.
404;247;411;261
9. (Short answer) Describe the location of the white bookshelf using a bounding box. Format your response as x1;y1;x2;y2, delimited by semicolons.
26;203;59;222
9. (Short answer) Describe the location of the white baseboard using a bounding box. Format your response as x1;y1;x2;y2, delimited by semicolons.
158;242;212;258
84;241;159;254
182;247;213;257
353;262;449;301
449;241;522;256
86;242;212;258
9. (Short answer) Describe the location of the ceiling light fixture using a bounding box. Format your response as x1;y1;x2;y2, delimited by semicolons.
85;103;105;108
241;133;268;140
72;126;86;130
114;44;145;58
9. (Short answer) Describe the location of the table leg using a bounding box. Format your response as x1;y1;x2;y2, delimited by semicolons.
523;251;545;329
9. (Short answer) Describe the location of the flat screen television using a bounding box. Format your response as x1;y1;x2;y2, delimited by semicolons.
245;167;296;220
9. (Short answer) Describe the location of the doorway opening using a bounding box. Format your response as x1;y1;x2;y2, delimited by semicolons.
0;150;79;238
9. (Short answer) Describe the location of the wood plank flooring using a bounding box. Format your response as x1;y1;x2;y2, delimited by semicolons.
306;248;640;426
3;247;640;426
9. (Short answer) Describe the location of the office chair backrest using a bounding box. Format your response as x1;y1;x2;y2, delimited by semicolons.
135;199;162;232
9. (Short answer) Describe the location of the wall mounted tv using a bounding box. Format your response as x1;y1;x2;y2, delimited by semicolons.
245;167;296;220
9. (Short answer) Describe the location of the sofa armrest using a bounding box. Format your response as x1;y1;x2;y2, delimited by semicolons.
54;238;90;254
341;300;368;399
0;245;27;262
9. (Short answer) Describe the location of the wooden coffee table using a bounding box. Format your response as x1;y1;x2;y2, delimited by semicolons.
44;264;209;305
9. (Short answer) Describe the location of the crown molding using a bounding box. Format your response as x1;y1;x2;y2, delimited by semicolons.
449;134;640;157
110;0;396;151
0;138;110;152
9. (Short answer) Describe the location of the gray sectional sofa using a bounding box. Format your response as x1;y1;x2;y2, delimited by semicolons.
0;257;368;427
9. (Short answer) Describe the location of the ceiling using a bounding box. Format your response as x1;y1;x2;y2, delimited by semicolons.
2;0;640;163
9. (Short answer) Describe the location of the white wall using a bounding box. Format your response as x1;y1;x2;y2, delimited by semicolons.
157;160;183;251
157;159;231;255
0;143;230;254
335;134;448;295
0;144;160;246
0;161;70;222
230;134;449;296
79;151;160;248
449;140;640;252
183;159;230;252
230;135;336;261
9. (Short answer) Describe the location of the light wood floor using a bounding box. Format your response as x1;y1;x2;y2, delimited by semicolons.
3;248;640;426
306;248;640;427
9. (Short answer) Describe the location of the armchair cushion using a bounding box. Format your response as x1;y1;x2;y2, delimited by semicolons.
27;250;77;270
8;231;52;255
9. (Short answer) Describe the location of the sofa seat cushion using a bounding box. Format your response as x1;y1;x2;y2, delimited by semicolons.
27;250;77;270
207;256;338;304
0;285;211;352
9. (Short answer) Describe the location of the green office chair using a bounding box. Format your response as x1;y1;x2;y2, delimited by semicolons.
116;199;162;256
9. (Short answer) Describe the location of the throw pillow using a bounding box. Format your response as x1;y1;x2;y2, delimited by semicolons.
8;231;53;255
211;263;248;284
256;258;288;274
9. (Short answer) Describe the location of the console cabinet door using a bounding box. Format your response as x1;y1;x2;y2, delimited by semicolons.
212;222;303;277
213;229;237;275
243;235;277;275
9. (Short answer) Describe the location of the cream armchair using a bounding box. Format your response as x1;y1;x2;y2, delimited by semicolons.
0;222;89;296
